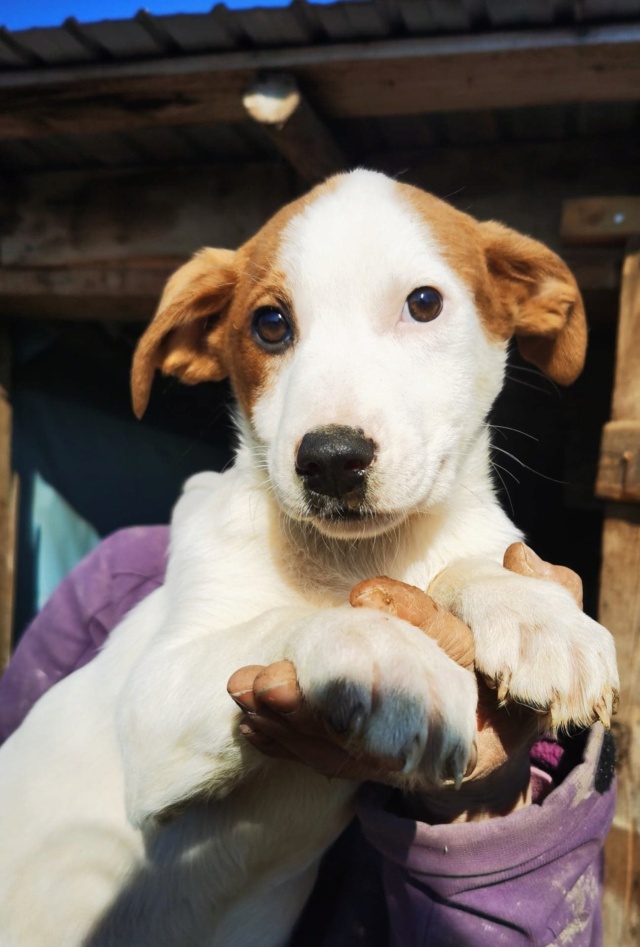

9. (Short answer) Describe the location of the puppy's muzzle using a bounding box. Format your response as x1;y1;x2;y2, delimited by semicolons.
296;425;376;511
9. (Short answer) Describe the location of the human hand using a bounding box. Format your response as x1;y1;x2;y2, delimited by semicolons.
227;544;584;820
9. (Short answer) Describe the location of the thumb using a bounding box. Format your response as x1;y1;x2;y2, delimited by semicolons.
503;543;583;608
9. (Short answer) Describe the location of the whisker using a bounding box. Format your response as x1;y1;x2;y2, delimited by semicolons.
492;445;567;485
491;463;515;516
487;423;538;442
491;460;520;485
504;374;556;397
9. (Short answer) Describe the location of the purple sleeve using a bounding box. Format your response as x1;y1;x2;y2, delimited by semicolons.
0;526;169;744
355;725;615;947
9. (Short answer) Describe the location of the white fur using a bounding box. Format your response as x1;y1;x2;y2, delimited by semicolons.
0;171;618;946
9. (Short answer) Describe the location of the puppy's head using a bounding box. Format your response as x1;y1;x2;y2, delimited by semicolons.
132;171;585;538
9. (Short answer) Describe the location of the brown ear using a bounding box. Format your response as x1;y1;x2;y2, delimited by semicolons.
131;248;237;418
480;221;587;384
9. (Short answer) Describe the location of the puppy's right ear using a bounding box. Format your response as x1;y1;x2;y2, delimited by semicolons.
131;248;237;418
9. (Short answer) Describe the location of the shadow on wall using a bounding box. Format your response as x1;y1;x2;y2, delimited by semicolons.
10;320;233;640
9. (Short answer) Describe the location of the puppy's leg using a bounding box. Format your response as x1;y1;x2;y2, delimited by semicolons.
118;603;478;826
117;605;315;827
429;558;619;730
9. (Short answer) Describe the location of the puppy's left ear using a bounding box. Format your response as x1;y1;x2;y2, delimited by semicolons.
480;221;587;384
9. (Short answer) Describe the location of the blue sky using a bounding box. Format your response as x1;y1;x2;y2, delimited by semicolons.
1;0;341;32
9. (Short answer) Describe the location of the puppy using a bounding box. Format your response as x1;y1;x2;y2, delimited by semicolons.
0;170;618;947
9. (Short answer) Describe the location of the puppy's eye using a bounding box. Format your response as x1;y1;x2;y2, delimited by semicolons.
402;287;443;323
251;307;293;351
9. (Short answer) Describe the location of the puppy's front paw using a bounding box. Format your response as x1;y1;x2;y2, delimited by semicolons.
447;571;619;731
286;608;478;788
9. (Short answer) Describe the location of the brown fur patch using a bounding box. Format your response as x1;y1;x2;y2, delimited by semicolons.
131;248;237;418
131;175;344;419
398;184;587;384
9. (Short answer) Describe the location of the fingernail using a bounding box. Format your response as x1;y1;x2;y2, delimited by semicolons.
521;544;543;571
254;679;293;698
230;694;254;714
352;586;396;614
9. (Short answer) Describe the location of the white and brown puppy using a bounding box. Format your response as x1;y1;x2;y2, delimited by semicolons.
0;171;618;947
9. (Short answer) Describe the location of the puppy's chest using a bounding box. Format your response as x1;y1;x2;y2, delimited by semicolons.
264;528;440;609
177;473;479;615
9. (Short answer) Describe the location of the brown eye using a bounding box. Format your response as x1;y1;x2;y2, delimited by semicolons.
403;287;443;323
251;307;293;351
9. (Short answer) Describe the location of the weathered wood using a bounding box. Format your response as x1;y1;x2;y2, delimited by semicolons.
596;421;640;504
0;329;15;674
0;24;638;140
0;163;292;267
3;137;640;272
599;239;640;945
0;251;623;322
601;509;640;945
610;243;640;425
561;198;640;246
0;263;177;321
243;74;346;184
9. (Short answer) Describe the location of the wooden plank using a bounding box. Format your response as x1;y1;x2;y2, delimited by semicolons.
0;329;14;674
599;239;640;945
243;74;346;184
1;163;292;267
597;421;640;503
0;24;638;140
3;136;639;270
561;198;640;246
0;250;624;321
610;242;640;424
601;508;640;945
0;263;176;321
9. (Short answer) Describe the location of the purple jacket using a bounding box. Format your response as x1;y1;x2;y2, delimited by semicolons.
0;529;615;946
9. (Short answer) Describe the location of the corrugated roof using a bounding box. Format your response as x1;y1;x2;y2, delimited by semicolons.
3;0;640;70
0;1;638;174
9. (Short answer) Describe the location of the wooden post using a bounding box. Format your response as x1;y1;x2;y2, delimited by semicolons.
598;238;640;944
0;327;16;674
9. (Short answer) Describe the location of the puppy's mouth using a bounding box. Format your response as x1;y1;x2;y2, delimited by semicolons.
301;496;406;537
307;493;366;519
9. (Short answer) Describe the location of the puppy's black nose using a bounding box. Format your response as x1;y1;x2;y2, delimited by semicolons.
296;426;376;502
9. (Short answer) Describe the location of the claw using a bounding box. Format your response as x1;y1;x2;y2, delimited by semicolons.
441;750;467;790
465;739;478;778
595;698;611;730
496;671;511;705
549;697;564;733
401;734;424;775
612;690;620;716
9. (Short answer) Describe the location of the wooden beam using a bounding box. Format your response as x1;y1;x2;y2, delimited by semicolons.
0;263;175;321
2;137;635;269
0;24;638;140
562;198;640;246
0;248;624;323
0;137;634;304
242;74;346;184
1;163;293;267
599;239;640;945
